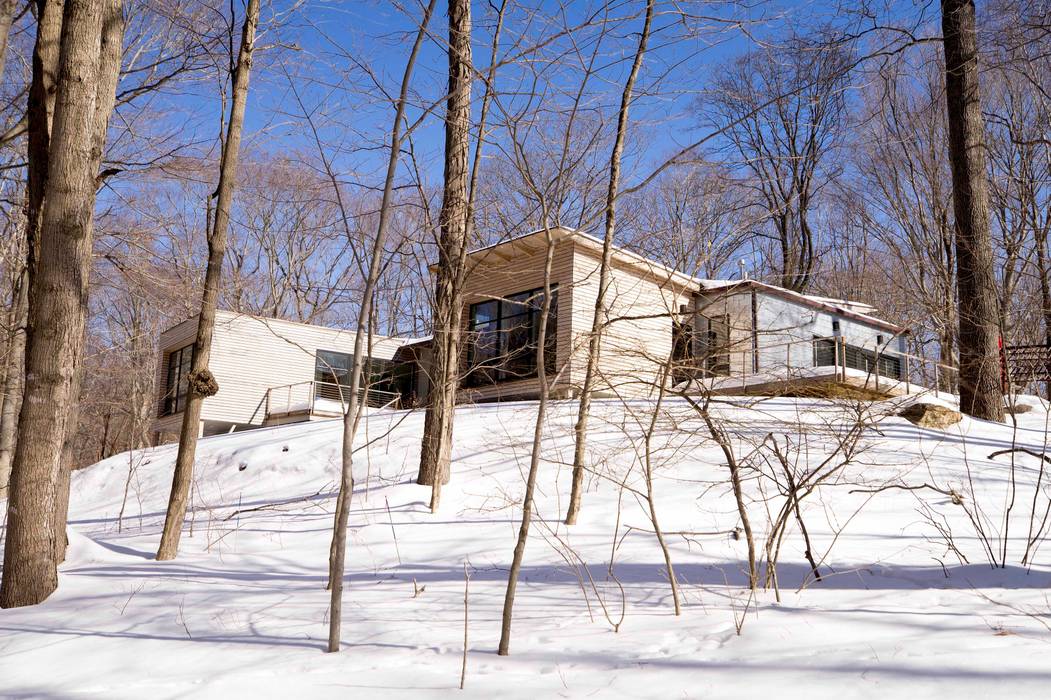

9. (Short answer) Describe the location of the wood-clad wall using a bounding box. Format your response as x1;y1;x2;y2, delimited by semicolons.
456;237;576;402
569;244;694;397
456;234;694;402
152;311;406;440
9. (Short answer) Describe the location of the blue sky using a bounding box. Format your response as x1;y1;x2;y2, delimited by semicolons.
134;0;939;227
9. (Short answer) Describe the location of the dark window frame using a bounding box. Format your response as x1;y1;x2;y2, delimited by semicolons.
314;350;396;401
465;285;558;387
700;313;731;376
161;343;194;416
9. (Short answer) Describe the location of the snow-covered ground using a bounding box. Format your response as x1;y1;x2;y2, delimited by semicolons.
3;394;1051;698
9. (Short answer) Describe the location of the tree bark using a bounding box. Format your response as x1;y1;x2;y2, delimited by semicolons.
156;0;259;561
0;0;64;498
417;0;472;503
0;0;18;81
53;0;123;566
1;0;121;609
0;251;27;496
566;0;653;525
940;0;1005;421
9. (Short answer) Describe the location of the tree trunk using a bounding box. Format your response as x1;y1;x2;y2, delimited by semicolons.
0;0;64;498
1;0;122;609
940;0;1005;421
0;0;17;81
566;0;653;525
418;0;472;503
1035;226;1051;399
53;0;123;566
326;0;436;652
156;0;259;561
498;234;556;656
0;259;27;496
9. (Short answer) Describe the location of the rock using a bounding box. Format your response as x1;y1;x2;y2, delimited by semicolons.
1005;403;1033;415
898;403;962;428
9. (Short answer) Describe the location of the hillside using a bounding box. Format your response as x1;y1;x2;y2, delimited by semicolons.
3;395;1051;698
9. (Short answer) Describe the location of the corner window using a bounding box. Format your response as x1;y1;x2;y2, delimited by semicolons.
161;344;194;416
466;286;557;387
314;350;395;401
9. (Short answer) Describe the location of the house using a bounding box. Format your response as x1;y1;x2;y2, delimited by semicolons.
454;227;908;402
151;310;429;444
151;229;909;444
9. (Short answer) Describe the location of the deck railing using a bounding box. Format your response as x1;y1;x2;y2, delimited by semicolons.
689;334;960;397
264;380;402;419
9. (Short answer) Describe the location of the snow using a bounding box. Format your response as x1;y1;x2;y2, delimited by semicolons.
2;396;1051;698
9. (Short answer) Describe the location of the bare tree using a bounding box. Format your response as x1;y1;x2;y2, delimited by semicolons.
858;56;959;387
708;36;850;292
417;0;473;507
326;0;437;652
0;0;64;497
566;0;654;525
1;0;126;608
156;0;259;561
940;0;1005;421
0;0;18;81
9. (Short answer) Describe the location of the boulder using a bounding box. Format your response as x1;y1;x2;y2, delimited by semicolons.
1005;402;1033;415
898;403;962;429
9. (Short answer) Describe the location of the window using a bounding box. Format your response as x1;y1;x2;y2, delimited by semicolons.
672;318;694;384
699;314;730;376
314;350;394;401
315;349;354;387
161;344;194;416
466;286;557;387
832;319;841;334
813;338;903;380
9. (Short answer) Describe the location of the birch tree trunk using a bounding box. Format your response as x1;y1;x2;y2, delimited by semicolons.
1;0;122;608
156;0;259;561
566;0;654;525
327;0;436;652
940;0;1005;421
0;0;64;498
417;0;472;504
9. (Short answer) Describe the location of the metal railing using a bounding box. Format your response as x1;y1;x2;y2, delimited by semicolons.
687;334;960;397
264;380;402;419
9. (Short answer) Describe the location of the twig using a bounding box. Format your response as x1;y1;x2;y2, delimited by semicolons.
460;560;470;690
386;496;402;566
988;448;1051;464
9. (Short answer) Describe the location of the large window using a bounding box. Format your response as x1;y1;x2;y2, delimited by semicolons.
314;350;398;401
161;344;194;416
466;286;557;387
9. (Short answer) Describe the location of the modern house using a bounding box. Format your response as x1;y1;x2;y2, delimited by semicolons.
152;228;908;443
151;310;429;444
455;227;908;402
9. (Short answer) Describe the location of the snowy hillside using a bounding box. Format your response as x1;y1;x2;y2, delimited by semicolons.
3;395;1051;698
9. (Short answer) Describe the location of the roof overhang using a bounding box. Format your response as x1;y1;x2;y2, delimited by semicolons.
697;280;909;336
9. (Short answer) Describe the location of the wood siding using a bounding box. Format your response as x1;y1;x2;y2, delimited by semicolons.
569;244;694;397
456;237;576;402
455;232;694;402
153;310;407;440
